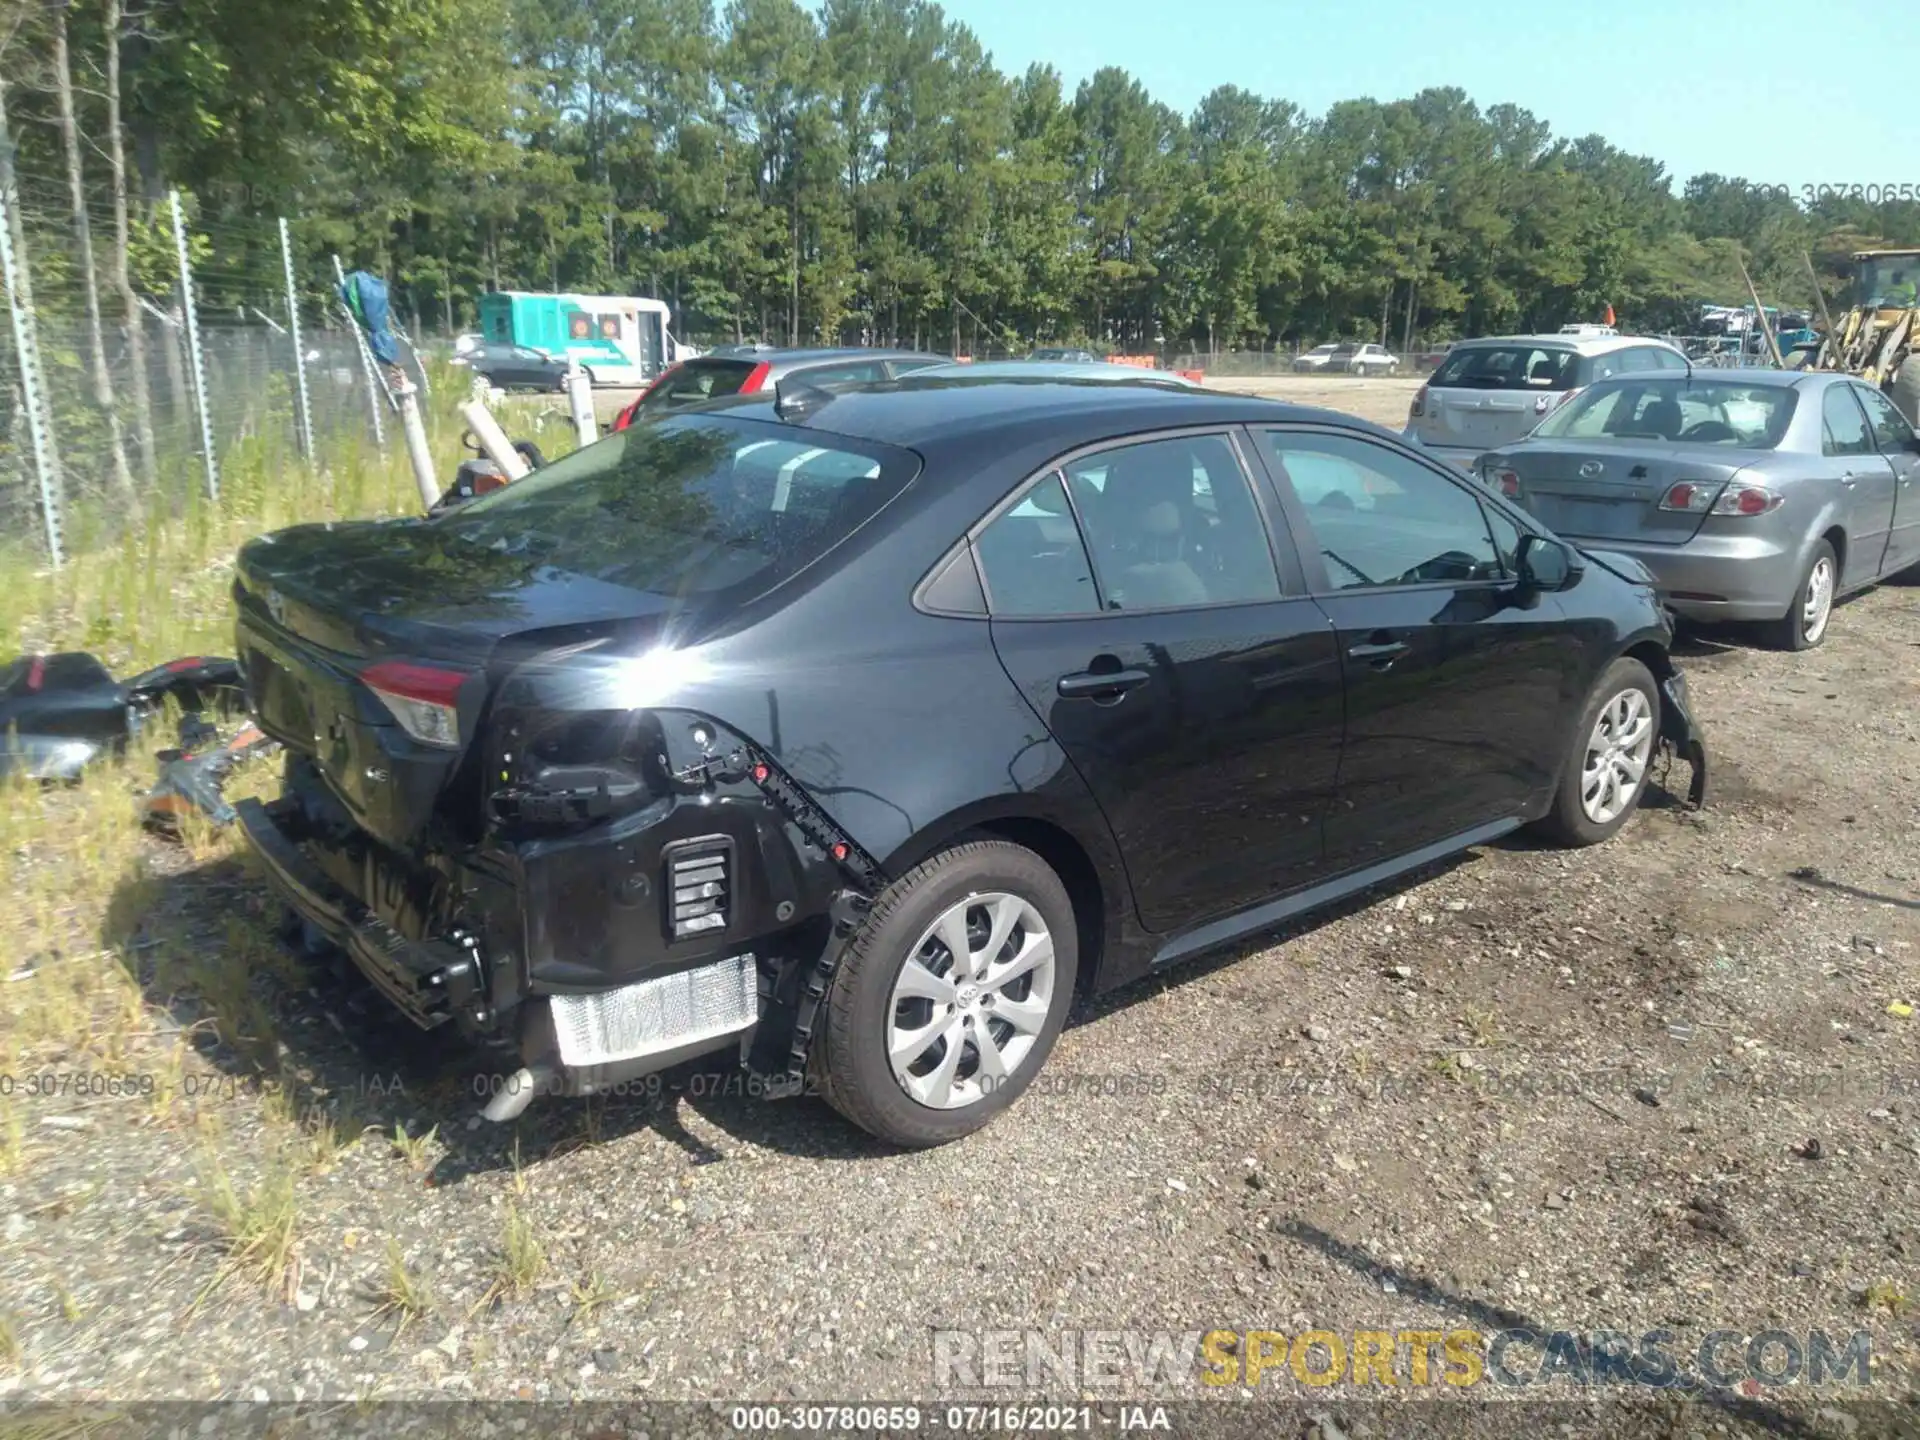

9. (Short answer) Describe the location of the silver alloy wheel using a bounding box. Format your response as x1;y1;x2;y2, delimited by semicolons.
1801;555;1834;643
886;892;1056;1110
1581;687;1655;826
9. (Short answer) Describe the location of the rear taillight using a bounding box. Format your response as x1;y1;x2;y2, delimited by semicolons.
739;361;772;394
1658;482;1782;517
1409;385;1428;419
1490;468;1521;498
362;661;469;748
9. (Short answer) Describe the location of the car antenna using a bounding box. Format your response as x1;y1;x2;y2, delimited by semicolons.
774;376;833;423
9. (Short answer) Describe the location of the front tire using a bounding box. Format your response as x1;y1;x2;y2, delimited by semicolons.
1533;657;1660;847
1760;539;1835;651
814;840;1078;1148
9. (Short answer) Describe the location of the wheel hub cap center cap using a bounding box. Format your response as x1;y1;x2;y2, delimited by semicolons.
957;984;979;1007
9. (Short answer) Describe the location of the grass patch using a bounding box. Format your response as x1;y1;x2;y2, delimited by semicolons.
1862;1280;1910;1318
191;1150;303;1301
390;1121;438;1173
368;1238;435;1334
477;1202;545;1308
569;1270;618;1324
0;396;466;1078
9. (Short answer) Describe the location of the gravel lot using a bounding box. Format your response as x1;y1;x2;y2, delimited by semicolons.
3;375;1917;1436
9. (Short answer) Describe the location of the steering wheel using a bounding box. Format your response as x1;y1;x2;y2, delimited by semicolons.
1679;421;1738;443
1319;490;1356;511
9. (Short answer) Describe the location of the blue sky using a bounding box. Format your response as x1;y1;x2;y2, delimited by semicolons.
947;0;1907;194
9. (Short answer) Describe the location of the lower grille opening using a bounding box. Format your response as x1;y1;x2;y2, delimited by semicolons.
666;837;732;940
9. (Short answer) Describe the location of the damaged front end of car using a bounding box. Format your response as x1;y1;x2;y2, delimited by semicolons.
1641;654;1710;812
234;637;884;1120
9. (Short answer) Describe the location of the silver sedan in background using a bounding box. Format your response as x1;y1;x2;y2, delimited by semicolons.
1475;369;1920;649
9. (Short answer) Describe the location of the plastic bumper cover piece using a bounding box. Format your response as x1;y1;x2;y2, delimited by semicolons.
1657;673;1710;810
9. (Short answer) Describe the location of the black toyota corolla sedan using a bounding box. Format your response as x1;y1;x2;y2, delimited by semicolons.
231;376;1707;1147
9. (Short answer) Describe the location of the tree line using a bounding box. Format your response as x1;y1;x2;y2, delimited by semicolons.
4;0;1920;355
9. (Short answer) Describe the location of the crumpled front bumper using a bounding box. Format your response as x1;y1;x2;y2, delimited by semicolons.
1656;672;1710;810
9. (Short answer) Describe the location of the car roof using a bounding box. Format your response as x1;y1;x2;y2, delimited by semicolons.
914;360;1199;386
694;375;1383;452
1448;333;1677;357
696;346;937;366
1590;365;1812;389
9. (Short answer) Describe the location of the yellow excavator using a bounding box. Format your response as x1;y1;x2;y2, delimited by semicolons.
1802;249;1920;422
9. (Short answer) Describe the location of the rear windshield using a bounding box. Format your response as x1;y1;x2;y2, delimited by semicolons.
637;359;761;417
1431;343;1580;391
1533;378;1797;448
437;415;919;601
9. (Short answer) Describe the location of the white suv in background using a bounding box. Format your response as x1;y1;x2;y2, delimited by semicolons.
1403;332;1689;471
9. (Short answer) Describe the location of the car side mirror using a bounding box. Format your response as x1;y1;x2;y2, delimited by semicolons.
1515;533;1579;592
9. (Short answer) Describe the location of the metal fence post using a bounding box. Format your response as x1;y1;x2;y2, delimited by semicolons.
332;253;387;451
169;189;219;502
0;182;63;566
280;218;314;460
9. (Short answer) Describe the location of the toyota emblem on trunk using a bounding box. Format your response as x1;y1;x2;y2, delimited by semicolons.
1579;461;1605;478
266;588;287;625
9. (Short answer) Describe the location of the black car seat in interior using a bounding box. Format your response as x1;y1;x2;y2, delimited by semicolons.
1097;446;1209;609
1641;399;1683;439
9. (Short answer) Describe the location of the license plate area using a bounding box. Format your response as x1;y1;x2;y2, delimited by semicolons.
246;645;317;747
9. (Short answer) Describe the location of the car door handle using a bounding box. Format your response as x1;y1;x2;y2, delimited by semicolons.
1347;638;1410;668
1057;666;1150;699
1840;473;1858;487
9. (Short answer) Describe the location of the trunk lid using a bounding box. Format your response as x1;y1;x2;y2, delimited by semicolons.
234;519;682;847
1417;387;1565;450
1497;442;1753;545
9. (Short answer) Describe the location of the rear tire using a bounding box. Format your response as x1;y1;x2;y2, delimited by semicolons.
1760;539;1835;651
814;840;1078;1148
1532;657;1660;848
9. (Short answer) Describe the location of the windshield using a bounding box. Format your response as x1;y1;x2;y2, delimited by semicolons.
1533;377;1797;447
438;415;919;601
1431;343;1579;391
1856;254;1920;307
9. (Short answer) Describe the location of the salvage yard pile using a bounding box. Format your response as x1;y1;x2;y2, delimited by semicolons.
0;377;1916;1431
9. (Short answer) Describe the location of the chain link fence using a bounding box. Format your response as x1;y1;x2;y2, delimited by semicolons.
0;181;417;566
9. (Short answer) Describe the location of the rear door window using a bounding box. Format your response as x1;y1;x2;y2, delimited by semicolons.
1060;434;1280;610
1852;385;1917;452
1430;344;1579;392
974;473;1100;616
1822;386;1875;458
